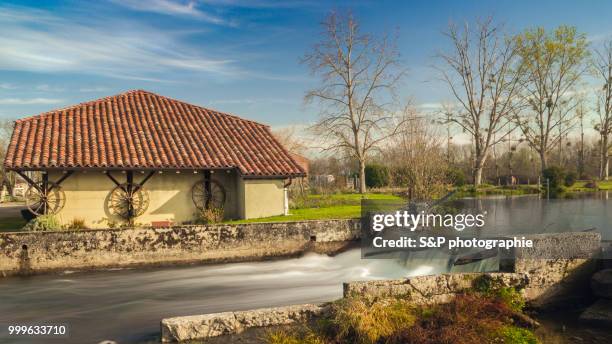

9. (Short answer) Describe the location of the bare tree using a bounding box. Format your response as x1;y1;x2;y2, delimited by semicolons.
436;18;522;186
513;26;589;171
385;111;448;200
303;12;406;193
273;127;307;155
593;39;612;180
0;119;15;198
575;98;586;177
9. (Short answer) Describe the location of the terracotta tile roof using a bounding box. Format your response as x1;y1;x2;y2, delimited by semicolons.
4;90;305;177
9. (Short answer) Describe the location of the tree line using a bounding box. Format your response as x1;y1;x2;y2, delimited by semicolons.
302;12;612;193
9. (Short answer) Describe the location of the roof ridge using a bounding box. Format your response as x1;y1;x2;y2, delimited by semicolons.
15;89;269;128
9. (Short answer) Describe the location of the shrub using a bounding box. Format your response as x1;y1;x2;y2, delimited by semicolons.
585;180;599;189
496;326;540;344
564;171;577;187
65;217;87;230
325;297;415;344
264;327;325;344
446;167;467;186
196;206;224;224
541;166;565;189
496;287;526;312
390;166;411;187
365;164;390;188
22;214;61;231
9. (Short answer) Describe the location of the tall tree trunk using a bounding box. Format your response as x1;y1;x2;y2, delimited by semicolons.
601;135;609;181
473;156;485;186
540;150;548;172
358;160;367;194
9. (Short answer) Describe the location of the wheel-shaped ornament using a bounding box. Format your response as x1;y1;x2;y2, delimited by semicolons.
108;183;150;219
24;182;65;215
192;179;226;210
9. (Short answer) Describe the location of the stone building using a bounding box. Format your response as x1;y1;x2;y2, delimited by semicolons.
3;90;305;228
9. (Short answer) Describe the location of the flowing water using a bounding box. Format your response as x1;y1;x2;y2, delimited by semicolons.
0;193;610;344
0;249;495;344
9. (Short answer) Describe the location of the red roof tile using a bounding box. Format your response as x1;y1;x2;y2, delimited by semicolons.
4;90;305;177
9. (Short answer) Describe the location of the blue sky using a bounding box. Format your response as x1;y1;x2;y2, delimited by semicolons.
1;0;611;129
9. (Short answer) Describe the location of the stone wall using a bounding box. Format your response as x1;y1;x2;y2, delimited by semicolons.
0;219;360;276
343;272;529;304
344;232;602;308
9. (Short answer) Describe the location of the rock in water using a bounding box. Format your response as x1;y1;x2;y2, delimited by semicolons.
591;269;612;299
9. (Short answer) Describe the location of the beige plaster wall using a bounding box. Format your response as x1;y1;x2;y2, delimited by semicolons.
239;178;285;219
49;169;240;228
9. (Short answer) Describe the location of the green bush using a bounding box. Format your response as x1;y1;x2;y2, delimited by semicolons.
22;214;61;231
496;326;540;344
496;287;526;312
542;166;565;188
390;166;411;187
446;167;467;186
365;164;390;188
564;171;577;187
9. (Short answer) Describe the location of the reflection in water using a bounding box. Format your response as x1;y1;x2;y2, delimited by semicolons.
455;192;612;240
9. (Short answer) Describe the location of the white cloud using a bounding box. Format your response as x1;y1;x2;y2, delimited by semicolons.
0;98;63;105
0;5;240;80
109;0;230;25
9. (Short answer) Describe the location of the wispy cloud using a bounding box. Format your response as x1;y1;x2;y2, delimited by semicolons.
109;0;232;25
35;84;65;92
0;5;240;81
0;83;17;90
79;86;111;92
209;97;296;105
417;102;444;110
0;98;63;105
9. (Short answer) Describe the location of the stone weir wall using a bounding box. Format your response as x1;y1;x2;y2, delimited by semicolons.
160;232;603;343
0;219;360;276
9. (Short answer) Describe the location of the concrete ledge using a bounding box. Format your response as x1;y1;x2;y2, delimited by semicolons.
160;304;324;342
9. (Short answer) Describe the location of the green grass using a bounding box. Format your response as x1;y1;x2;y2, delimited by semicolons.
0;216;26;232
226;192;403;224
567;180;612;192
307;193;403;201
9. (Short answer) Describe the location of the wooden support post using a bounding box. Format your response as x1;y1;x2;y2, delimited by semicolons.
42;173;48;215
126;170;134;221
204;170;211;208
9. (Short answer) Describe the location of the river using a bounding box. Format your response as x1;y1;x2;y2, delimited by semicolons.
0;193;610;344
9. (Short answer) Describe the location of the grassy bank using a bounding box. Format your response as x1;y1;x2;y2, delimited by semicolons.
566;180;612;192
454;184;541;198
226;192;404;224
